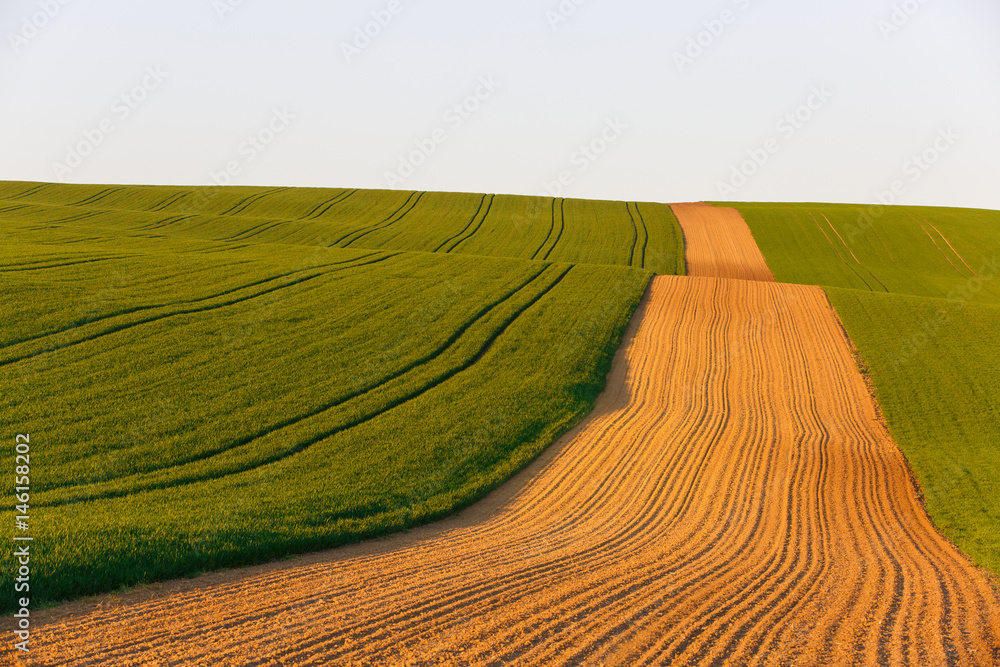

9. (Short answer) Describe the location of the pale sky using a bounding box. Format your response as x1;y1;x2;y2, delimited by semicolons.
2;0;998;209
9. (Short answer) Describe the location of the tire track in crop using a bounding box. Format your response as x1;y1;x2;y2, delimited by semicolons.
53;209;108;225
0;254;383;352
301;189;357;220
541;197;566;261
672;202;775;281
0;254;400;370
530;197;559;260
808;211;877;291
3;182;48;200
817;212;889;292
434;193;489;253
149;191;189;212
334;191;425;248
26;271;1000;666
0;257;120;273
71;187;120;208
0;202;30;215
624;202;639;267
36;264;560;503
913;214;1000;299
218;187;288;217
446;194;496;253
633;202;650;268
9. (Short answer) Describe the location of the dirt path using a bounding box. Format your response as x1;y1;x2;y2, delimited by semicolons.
19;272;1000;666
672;202;776;282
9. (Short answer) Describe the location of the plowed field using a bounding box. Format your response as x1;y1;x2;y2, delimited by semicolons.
20;272;1000;666
672;202;775;281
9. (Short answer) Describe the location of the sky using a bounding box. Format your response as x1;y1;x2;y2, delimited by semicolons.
1;0;998;209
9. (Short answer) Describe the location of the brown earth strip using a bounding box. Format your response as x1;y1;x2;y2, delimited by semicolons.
16;274;1000;667
670;202;775;282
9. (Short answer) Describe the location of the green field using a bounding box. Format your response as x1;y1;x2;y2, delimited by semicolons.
730;202;1000;575
0;181;683;611
0;182;684;274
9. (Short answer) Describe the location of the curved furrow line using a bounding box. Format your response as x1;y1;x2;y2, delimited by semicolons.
148;191;188;212
819;212;889;292
218;187;287;217
694;299;870;665
0;202;30;215
852;411;993;663
912;214;1000;300
0;257;118;273
137;214;197;231
542;198;566;261
916;218;976;281
530;198;558;260
446;194;496;253
225;220;289;243
433;193;488;253
303;188;357;219
4;182;49;200
51;209;108;225
71;187;119;208
751;299;875;664
808;211;875;291
0;255;397;372
652;368;817;663
216;217;284;242
918;214;990;280
338;191;426;248
0;254;381;353
325;191;418;247
625;202;639;267
634;201;650;269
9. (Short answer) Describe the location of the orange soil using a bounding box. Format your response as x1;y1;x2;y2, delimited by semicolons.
19;274;1000;666
672;202;776;282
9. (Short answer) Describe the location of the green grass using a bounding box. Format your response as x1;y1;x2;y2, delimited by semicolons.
0;181;685;274
729;202;1000;575
1;181;678;611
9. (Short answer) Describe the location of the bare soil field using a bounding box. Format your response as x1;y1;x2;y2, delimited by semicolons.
17;271;1000;666
671;202;776;282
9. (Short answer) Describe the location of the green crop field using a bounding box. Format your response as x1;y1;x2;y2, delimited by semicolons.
0;181;683;611
0;181;684;274
729;202;1000;575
